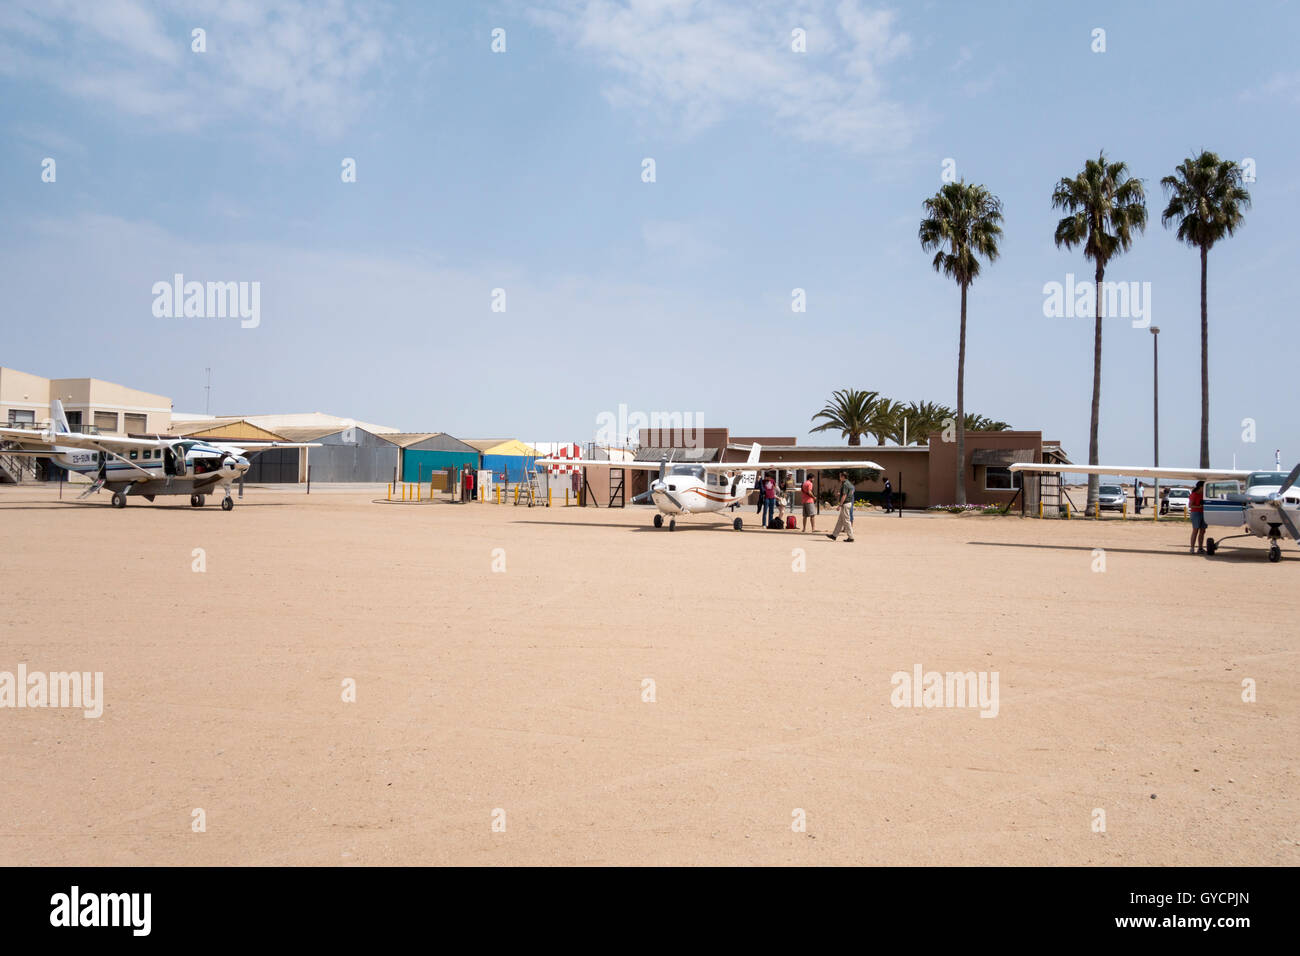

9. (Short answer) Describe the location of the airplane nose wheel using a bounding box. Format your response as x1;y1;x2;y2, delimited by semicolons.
221;496;234;512
653;514;663;528
668;518;676;531
733;517;743;531
111;492;127;508
1269;543;1282;562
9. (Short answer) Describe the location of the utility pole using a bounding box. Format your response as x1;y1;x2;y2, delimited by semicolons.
1150;326;1160;514
204;368;212;415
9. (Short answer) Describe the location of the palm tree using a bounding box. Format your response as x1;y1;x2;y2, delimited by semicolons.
896;400;954;445
867;398;905;445
919;181;1004;505
1160;152;1251;467
963;413;1011;431
1051;151;1147;511
810;389;878;446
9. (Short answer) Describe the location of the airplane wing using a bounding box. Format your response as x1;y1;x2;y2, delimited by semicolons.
212;442;322;458
1008;463;1252;482
536;457;886;471
0;426;167;452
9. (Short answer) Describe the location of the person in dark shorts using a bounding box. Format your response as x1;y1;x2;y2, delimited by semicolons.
1189;480;1207;553
801;472;817;532
883;477;893;513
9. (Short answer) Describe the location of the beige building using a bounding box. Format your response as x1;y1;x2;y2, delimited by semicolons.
0;367;171;434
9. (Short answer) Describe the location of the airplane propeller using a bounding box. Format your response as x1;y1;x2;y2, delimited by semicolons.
631;456;668;505
1271;463;1300;542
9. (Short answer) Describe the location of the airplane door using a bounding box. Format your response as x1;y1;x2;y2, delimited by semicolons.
165;444;188;477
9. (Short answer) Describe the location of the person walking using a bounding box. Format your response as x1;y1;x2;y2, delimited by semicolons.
826;470;856;542
883;477;894;514
1134;478;1143;515
1189;480;1208;553
801;472;817;533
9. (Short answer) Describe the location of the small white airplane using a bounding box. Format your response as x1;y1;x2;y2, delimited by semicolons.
0;401;318;511
538;443;885;531
1009;461;1300;562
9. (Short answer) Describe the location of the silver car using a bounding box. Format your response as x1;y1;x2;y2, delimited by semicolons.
1098;483;1127;512
1163;487;1191;515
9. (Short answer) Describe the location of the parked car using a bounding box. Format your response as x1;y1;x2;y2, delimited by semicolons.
1097;483;1127;511
1163;486;1191;515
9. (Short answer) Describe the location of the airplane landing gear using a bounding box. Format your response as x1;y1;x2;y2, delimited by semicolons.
221;496;234;512
190;494;205;507
1205;538;1217;556
653;514;663;528
668;518;676;531
111;492;127;508
1269;543;1282;562
733;517;743;531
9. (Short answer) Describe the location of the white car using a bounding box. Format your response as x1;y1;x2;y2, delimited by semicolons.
1163;487;1191;515
1097;483;1127;511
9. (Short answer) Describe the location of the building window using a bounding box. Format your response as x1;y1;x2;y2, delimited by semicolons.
123;413;147;433
8;409;36;425
985;466;1021;491
93;411;119;432
65;410;82;429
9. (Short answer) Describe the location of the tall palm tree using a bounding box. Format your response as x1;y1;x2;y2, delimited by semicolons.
896;400;954;445
963;413;1011;432
867;398;905;445
810;388;878;446
919;180;1004;505
1160;152;1251;468
1051;151;1147;511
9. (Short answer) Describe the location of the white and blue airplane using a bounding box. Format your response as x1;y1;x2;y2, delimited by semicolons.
538;443;884;531
0;401;317;511
1009;461;1300;562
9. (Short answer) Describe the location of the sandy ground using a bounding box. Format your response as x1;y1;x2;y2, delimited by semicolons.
1;482;1295;866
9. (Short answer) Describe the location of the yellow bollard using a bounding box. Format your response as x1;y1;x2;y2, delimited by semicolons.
496;486;501;505
548;487;552;508
387;483;391;501
1123;501;1127;520
1065;501;1071;520
1038;500;1042;519
565;488;569;506
1095;501;1100;520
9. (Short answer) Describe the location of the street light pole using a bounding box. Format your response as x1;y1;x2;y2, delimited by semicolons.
1150;326;1160;515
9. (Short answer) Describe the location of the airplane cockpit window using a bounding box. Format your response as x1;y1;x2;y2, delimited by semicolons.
670;464;705;481
1247;472;1288;488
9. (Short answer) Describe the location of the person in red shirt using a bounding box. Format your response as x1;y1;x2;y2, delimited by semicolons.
463;467;475;503
800;473;817;533
1188;480;1207;553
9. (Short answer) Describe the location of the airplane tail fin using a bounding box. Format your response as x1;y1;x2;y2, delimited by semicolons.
50;399;71;435
746;442;762;465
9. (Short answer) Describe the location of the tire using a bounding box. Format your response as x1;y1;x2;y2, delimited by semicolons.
111;492;126;508
653;514;663;528
733;517;743;531
221;497;234;512
190;494;204;507
668;519;676;532
1269;544;1281;563
1205;538;1217;556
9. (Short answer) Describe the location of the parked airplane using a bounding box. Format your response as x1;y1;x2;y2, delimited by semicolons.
1008;461;1300;562
537;443;885;530
0;401;318;511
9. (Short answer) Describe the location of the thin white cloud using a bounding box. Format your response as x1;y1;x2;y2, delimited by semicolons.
0;0;397;137
529;0;918;153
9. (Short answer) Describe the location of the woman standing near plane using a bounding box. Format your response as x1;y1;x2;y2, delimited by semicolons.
1189;480;1207;553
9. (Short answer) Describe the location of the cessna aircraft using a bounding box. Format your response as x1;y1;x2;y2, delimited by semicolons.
1008;461;1300;562
538;443;885;531
0;401;317;511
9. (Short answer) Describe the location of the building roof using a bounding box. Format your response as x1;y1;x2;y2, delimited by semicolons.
270;425;356;443
636;446;720;462
971;448;1037;466
173;412;398;434
383;432;441;448
464;439;539;456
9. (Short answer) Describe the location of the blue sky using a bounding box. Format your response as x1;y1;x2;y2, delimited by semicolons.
1;0;1296;468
